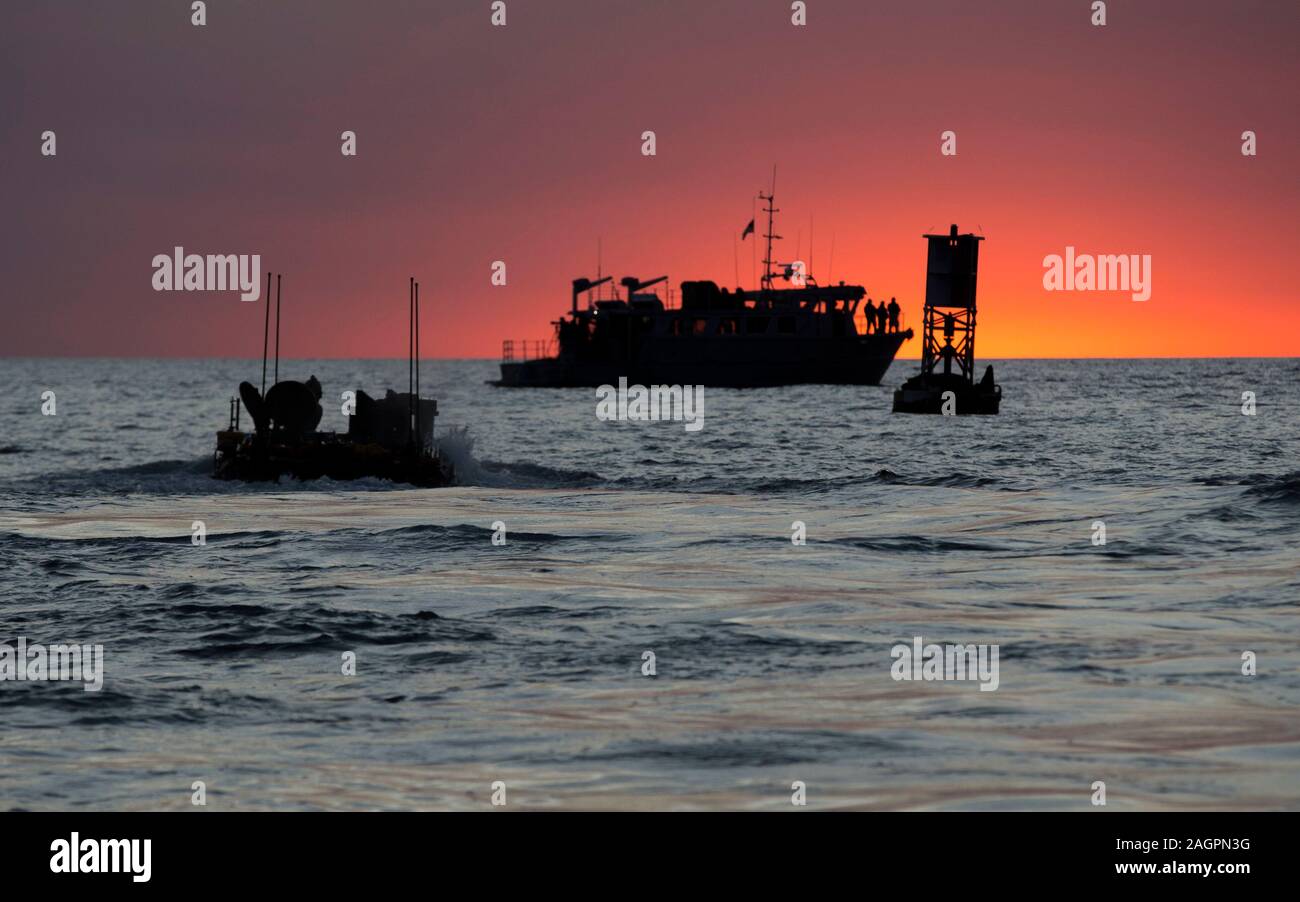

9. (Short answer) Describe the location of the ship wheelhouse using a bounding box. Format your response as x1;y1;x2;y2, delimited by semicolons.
559;276;877;344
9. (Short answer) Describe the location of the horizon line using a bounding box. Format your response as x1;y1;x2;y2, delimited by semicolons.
4;354;1299;362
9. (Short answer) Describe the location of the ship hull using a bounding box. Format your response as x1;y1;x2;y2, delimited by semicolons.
214;431;453;487
496;330;912;388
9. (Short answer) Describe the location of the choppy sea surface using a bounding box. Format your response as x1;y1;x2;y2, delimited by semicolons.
1;357;1297;811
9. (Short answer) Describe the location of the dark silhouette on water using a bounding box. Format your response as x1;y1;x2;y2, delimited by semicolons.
239;376;322;436
892;225;1002;415
215;277;452;486
493;183;913;388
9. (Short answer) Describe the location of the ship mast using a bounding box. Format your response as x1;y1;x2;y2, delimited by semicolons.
759;168;781;291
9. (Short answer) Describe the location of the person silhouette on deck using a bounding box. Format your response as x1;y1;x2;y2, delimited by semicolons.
887;297;900;333
876;301;889;334
863;299;876;333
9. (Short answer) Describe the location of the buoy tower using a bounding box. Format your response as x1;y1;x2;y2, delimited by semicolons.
892;224;1001;414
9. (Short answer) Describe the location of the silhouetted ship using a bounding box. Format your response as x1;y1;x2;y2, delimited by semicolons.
892;225;1001;414
494;190;912;388
214;276;452;487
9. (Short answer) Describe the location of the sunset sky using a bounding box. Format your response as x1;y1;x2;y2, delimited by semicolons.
2;0;1297;359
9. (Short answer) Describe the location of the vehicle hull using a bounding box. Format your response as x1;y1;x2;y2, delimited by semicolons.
214;431;453;487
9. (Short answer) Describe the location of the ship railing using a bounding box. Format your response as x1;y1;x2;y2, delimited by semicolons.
501;339;556;362
855;309;908;336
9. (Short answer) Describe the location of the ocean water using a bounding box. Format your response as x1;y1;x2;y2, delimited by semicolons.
1;357;1298;811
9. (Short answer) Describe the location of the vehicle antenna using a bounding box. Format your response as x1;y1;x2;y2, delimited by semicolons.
408;276;414;441
415;280;421;450
260;271;271;396
273;273;282;385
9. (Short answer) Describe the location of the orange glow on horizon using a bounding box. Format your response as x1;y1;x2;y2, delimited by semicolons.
4;1;1296;360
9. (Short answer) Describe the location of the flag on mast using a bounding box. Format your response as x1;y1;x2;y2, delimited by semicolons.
741;218;755;240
